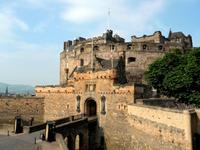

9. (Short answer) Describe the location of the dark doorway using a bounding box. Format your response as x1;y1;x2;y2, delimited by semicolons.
67;135;74;150
193;133;200;150
85;99;97;117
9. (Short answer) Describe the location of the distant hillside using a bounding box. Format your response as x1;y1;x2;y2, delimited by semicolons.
0;82;34;94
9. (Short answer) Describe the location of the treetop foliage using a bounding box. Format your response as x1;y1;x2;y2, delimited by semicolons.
145;48;200;107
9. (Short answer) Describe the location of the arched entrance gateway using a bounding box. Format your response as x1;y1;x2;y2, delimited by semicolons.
84;98;97;117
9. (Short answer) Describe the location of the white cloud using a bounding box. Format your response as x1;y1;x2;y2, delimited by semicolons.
0;6;29;42
58;0;167;38
60;0;166;26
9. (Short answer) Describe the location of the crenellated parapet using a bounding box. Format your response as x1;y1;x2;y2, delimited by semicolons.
62;30;125;52
73;69;117;81
35;86;75;94
131;31;164;43
113;85;134;95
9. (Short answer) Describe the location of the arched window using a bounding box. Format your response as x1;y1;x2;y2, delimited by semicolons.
80;47;84;53
80;59;84;66
127;44;132;50
128;57;136;63
76;95;81;112
101;96;106;115
143;44;147;50
94;46;99;51
110;45;115;51
158;45;163;50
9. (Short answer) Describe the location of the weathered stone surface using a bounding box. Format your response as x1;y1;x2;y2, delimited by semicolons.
0;96;44;124
0;30;197;150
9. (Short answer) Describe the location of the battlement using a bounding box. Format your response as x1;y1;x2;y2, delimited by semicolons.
35;86;75;94
131;31;164;43
63;30;125;51
113;85;134;95
73;69;117;81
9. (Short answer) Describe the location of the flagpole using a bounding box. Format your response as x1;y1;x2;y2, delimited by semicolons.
107;8;110;30
91;38;94;70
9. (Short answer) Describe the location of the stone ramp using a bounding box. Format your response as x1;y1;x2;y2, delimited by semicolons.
40;141;61;150
0;131;43;150
0;131;64;150
0;137;39;150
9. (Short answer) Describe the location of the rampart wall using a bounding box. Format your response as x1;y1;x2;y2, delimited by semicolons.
0;96;44;124
102;103;199;150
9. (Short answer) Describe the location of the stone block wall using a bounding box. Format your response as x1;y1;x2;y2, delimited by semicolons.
131;31;162;43
101;102;197;150
127;104;190;149
125;51;164;83
36;76;134;122
60;43;126;85
36;86;76;121
195;109;200;134
0;96;44;124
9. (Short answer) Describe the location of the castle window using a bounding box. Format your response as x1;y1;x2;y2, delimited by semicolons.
93;84;96;91
111;45;115;50
85;84;89;92
94;46;99;51
89;84;96;91
89;85;93;91
80;47;84;53
143;44;147;50
80;59;84;66
76;95;81;112
101;96;106;115
85;84;96;92
128;57;136;63
158;45;163;50
127;44;132;50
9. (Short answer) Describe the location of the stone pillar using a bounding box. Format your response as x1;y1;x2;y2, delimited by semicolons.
45;121;56;142
183;109;195;150
68;136;75;150
14;116;23;134
82;126;89;150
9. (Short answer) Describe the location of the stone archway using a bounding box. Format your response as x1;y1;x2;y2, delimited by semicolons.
85;98;97;117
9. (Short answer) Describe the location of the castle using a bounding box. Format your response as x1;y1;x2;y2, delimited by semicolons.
59;29;192;85
0;30;200;150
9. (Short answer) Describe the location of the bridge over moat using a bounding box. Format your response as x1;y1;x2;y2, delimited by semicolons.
15;114;100;150
56;115;98;150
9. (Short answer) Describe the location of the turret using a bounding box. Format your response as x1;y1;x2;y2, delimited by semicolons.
63;40;72;51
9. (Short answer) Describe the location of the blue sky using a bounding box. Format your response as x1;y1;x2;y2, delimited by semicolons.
0;0;200;86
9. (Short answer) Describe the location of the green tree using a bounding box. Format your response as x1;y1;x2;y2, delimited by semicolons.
145;48;200;107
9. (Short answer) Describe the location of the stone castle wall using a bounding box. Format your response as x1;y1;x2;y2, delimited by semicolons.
36;72;134;122
102;103;197;150
36;87;76;121
131;31;162;43
125;51;164;83
195;110;200;134
0;96;44;124
60;43;126;85
127;104;192;149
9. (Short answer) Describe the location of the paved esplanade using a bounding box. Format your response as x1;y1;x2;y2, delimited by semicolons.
0;131;60;150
